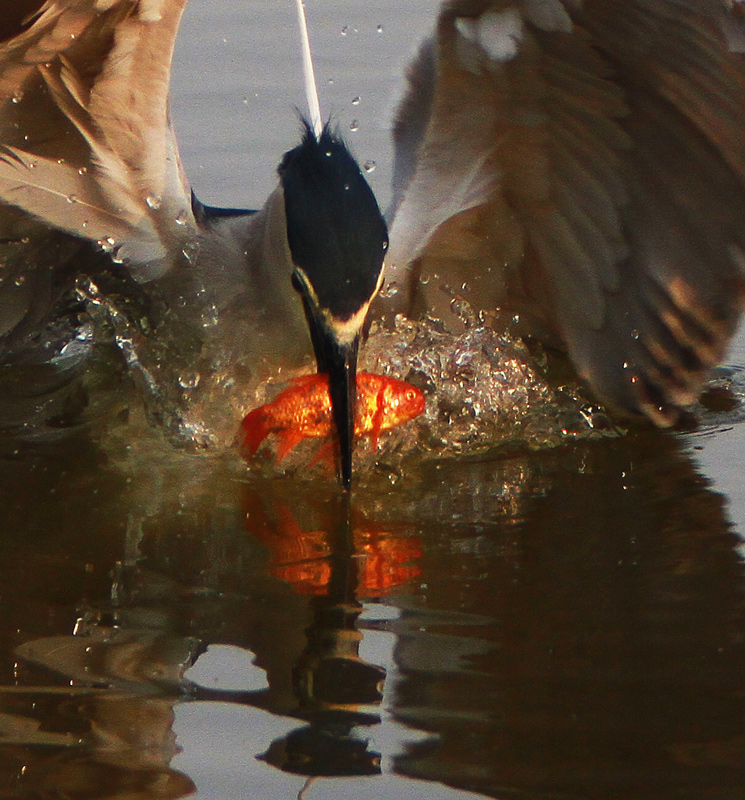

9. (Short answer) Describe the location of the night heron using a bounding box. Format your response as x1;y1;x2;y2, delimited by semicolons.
2;1;745;489
382;0;745;426
0;0;387;488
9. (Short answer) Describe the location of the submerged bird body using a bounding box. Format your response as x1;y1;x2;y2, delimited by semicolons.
240;372;426;461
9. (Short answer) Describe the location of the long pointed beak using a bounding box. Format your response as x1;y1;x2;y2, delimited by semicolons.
301;296;359;489
323;333;358;490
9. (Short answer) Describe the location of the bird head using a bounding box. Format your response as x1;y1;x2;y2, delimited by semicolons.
278;122;388;488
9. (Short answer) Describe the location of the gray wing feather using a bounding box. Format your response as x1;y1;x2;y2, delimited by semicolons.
0;0;195;279
387;0;745;423
0;0;197;430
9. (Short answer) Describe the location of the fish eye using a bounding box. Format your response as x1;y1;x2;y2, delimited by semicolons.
405;389;416;400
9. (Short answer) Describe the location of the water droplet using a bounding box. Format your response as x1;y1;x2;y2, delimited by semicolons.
175;210;189;226
11;90;23;104
352;96;361;106
111;246;125;264
631;328;640;340
379;281;399;298
377;24;384;33
340;25;348;36
182;242;199;263
179;371;201;389
363;160;376;173
66;194;78;204
451;297;476;326
77;166;87;175
344;183;350;191
146;194;161;210
28;161;37;169
201;303;219;327
97;237;117;254
350;119;359;131
14;275;25;286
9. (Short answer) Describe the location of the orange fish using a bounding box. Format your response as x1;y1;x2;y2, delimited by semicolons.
241;497;423;597
240;372;425;461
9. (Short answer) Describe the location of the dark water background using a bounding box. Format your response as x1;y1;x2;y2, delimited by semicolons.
1;3;745;799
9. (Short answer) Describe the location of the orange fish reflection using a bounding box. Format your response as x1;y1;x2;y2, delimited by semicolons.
240;372;425;462
247;503;422;598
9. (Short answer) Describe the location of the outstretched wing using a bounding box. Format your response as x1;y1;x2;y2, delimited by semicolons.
0;0;196;282
386;0;745;424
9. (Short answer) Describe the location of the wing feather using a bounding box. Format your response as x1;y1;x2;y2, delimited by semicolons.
386;0;745;422
0;0;195;279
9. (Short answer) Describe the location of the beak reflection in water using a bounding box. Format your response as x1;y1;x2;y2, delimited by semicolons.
280;123;388;488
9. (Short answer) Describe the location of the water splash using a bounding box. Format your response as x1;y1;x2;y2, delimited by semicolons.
72;278;612;474
357;309;597;467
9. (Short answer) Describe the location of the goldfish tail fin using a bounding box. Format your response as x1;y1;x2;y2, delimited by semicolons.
240;407;270;455
308;439;335;471
275;428;307;463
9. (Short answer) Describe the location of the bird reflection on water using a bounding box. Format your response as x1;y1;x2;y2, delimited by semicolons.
3;431;745;797
8;475;426;787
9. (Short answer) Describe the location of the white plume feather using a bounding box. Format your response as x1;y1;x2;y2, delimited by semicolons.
295;0;323;136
